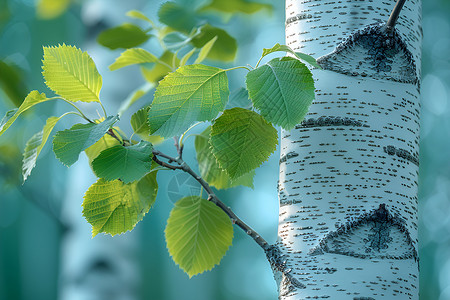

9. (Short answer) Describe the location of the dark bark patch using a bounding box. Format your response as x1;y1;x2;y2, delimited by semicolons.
295;116;365;129
383;145;419;166
317;23;418;84
309;204;418;260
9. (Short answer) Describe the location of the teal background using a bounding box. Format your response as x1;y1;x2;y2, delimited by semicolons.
0;0;448;299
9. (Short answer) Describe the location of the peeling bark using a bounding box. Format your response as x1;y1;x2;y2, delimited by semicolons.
277;0;421;298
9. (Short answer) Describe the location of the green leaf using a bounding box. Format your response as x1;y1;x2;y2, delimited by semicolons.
165;196;233;277
0;61;27;107
109;48;158;71
131;107;151;136
52;115;118;167
82;171;158;237
210;108;277;179
42;44;102;103
180;48;197;66
22;115;63;181
260;43;321;69
141;51;179;84
199;0;272;14
118;82;155;117
226;87;252;109
126;10;153;24
158;1;197;34
148;64;229;137
97;23;150;50
0;90;47;137
195;126;254;189
191;24;237;62
85;133;121;167
246;57;315;129
92;141;153;184
36;0;70;19
194;36;217;64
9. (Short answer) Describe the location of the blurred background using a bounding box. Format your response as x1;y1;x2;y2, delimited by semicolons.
0;0;448;299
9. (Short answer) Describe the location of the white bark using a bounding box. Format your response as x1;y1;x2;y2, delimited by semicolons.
276;0;421;298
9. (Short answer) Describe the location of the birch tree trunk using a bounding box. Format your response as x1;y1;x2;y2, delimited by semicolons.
276;0;421;298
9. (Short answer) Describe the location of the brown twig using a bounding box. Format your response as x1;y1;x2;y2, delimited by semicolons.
386;0;407;32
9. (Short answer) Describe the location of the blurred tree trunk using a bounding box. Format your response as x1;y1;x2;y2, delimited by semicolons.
275;0;421;298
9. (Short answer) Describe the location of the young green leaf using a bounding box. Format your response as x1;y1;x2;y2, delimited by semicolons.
148;64;229;137
97;23;150;50
194;36;217;64
141;51;179;83
52;115;118;167
126;10;153;24
210;108;277;179
246;57;315;129
42;44;102;103
82;171;158;237
109;48;158;71
199;0;272;14
22;115;64;181
158;1;197;34
180;48;197;66
195;126;254;189
165;196;233;277
260;43;321;69
92;141;153;184
131;107;150;136
190;24;237;62
0;91;47;136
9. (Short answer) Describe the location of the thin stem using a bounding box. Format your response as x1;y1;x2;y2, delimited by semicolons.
224;65;251;72
47;97;93;123
179;122;202;149
386;0;407;32
99;102;108;118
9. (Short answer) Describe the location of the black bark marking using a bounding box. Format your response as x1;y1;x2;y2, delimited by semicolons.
354;297;376;300
265;244;306;296
317;23;418;84
280;151;299;164
285;13;313;25
383;145;419;166
309;204;418;261
295;116;365;129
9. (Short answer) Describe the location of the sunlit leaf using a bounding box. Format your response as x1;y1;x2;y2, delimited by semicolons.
195;126;254;189
148;64;229;137
0;91;47;137
109;48;158;71
92;141;153;183
52;115;118;167
180;48;197;66
194;36;217;64
82;171;158;236
210;108;277;179
190;24;237;62
165;196;233;277
246;57;315;129
141;51;179;84
126;10;153;24
260;43;321;69
22;115;64;181
36;0;71;19
42;44;102;103
97;23;150;50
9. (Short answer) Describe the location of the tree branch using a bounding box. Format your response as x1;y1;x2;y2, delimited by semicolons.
386;0;407;32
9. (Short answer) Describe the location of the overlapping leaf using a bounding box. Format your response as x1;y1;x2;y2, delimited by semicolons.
195;126;254;189
158;1;197;34
97;23;150;50
246;57;315;129
210;108;277;179
110;48;158;71
22;115;63;181
85;133;121;166
92;141;153;184
194;36;217;64
148;64;229;137
165;196;233;277
42;44;102;103
141;51;179;83
0;90;47;136
82;171;158;237
191;24;237;62
53;115;118;166
261;43;321;69
199;0;272;14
